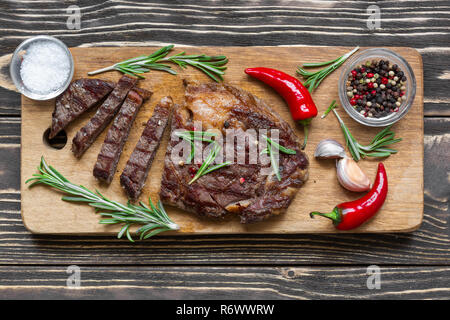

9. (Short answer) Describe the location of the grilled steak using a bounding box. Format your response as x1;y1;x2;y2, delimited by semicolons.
120;96;174;200
50;78;115;139
72;75;138;158
159;80;309;223
93;88;152;184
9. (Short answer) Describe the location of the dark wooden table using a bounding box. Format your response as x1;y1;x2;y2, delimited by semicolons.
0;0;449;300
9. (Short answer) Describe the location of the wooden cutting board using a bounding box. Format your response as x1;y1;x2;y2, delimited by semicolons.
20;46;424;235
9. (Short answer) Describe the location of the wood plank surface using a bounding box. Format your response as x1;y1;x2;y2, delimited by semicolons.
0;0;448;116
21;46;423;235
0;0;448;300
0;266;449;300
0;119;447;266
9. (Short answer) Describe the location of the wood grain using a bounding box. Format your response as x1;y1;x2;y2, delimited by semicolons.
20;46;423;235
0;1;449;116
0;266;449;299
0;0;449;300
0;120;448;266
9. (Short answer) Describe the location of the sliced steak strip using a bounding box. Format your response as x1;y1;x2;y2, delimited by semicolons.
50;78;115;139
159;80;309;224
71;75;138;158
120;96;174;200
93;88;152;184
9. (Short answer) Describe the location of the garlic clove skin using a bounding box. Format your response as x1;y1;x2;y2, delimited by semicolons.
336;157;371;192
314;139;346;159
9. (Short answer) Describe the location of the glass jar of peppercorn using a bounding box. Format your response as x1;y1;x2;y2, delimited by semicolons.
338;48;416;127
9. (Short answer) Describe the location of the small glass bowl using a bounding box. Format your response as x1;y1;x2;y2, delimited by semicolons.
10;35;74;101
338;48;416;127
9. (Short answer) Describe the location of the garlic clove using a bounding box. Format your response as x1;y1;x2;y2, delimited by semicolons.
314;139;346;159
336;157;371;192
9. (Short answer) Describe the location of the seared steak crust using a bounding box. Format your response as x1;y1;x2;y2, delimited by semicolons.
50;79;115;139
93;88;152;184
120;96;173;200
71;75;138;158
159;81;309;223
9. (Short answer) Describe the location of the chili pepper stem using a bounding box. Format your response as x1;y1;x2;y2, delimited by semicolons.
298;118;312;150
310;207;342;226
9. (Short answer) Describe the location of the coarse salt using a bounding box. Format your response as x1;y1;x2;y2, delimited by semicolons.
20;40;70;95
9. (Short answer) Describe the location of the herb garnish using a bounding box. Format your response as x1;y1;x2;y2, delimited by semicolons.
321;99;338;118
332;108;402;161
175;131;231;184
261;136;296;181
297;46;359;93
88;45;228;82
26;157;179;242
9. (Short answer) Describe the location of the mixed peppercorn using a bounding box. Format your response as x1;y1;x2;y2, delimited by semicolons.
346;60;407;118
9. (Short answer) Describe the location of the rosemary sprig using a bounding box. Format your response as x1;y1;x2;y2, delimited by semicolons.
261;136;296;181
332;108;402;161
321;99;338;119
297;46;359;93
175;131;231;184
26;157;179;242
87;45;228;82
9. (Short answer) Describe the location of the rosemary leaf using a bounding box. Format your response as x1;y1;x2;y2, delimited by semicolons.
297;46;359;93
331;108;402;161
202;161;232;176
263;136;297;181
189;142;222;184
88;45;228;82
264;136;297;155
26;157;179;241
175;131;230;184
268;143;281;181
321;100;338;119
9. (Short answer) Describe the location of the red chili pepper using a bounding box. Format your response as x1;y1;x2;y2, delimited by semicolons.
245;67;318;149
310;163;388;230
